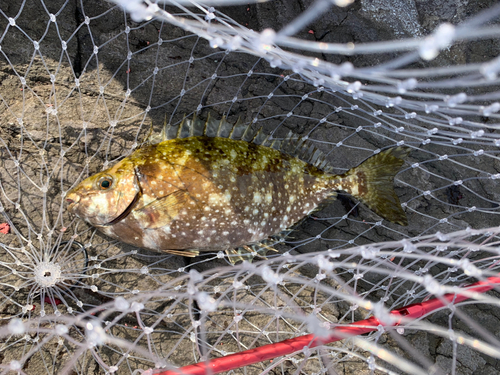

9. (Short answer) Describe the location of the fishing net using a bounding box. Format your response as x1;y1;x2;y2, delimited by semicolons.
0;0;500;374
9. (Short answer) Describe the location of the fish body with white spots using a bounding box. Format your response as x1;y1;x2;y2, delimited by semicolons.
66;116;408;262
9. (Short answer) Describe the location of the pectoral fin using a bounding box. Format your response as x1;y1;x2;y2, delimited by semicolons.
134;190;194;229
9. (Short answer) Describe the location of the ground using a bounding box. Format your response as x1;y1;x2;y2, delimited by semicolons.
0;0;499;374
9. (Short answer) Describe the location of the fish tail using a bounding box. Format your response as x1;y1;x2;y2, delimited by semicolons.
338;147;409;226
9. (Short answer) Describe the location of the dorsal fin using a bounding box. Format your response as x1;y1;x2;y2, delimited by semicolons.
178;116;192;138
153;113;332;171
204;113;218;137
217;116;234;138
252;128;270;146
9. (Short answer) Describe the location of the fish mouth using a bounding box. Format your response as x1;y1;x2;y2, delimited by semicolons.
65;193;81;213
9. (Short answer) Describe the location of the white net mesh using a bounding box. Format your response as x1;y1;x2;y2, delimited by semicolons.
1;0;500;374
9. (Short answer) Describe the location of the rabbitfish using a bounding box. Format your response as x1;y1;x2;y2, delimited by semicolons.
66;115;408;262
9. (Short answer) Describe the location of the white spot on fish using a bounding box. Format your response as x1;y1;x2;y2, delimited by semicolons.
208;194;220;205
265;193;273;204
142;231;162;250
253;192;262;204
349;183;359;196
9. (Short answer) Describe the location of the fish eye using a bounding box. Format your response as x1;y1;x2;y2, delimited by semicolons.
98;176;113;190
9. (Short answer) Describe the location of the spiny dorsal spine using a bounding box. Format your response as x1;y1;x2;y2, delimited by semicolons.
152;113;331;172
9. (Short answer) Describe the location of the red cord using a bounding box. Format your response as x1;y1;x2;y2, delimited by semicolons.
154;275;500;375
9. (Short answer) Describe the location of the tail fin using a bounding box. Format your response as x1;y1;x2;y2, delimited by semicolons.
344;147;409;226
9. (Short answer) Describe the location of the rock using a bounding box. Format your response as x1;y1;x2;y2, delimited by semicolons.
361;0;423;37
437;339;487;373
478;365;500;375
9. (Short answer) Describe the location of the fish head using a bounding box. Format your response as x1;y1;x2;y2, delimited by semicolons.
66;160;140;226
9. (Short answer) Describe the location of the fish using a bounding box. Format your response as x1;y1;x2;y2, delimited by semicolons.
66;115;409;263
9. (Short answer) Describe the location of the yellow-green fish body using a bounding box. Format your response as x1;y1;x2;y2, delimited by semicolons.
66;116;408;261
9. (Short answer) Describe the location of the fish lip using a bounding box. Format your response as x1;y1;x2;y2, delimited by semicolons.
66;201;77;212
65;193;81;213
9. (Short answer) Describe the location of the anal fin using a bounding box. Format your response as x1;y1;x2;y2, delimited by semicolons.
162;249;199;257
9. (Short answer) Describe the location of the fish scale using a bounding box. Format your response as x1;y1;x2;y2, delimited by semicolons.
66;115;409;263
133;136;330;250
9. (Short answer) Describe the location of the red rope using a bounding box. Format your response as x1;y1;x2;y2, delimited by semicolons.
154;275;500;375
